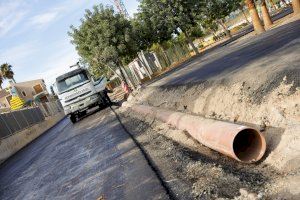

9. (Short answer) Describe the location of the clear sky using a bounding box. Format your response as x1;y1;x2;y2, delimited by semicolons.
0;0;139;88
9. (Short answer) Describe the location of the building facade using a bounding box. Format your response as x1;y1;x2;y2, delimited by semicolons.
0;79;49;110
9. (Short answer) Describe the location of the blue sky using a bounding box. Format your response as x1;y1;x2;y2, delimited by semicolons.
0;0;139;88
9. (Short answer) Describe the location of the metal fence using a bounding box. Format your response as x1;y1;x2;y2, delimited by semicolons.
0;100;63;139
154;42;190;69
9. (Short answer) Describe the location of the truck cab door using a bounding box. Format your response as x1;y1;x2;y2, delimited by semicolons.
93;77;107;93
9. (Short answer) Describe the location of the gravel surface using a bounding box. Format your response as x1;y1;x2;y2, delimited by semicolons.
119;109;288;199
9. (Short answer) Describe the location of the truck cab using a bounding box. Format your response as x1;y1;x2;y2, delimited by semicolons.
55;67;108;123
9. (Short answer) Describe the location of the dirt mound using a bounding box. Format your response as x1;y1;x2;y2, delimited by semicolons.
119;109;287;199
123;73;300;198
128;76;300;171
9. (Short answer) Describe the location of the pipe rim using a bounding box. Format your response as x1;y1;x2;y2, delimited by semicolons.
232;128;266;163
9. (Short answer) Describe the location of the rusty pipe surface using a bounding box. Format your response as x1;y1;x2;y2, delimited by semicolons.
125;104;266;163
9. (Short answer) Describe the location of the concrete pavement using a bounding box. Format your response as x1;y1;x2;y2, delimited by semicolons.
0;108;168;200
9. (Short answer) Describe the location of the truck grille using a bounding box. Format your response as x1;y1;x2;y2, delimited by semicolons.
65;91;92;103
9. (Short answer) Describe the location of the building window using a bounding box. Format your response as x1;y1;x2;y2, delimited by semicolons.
6;95;12;105
33;84;43;94
22;91;27;97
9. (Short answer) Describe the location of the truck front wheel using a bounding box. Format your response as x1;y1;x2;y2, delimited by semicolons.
70;114;77;124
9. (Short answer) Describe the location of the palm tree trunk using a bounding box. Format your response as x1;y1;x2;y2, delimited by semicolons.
292;0;300;14
183;31;200;55
261;0;273;28
217;20;232;38
245;0;265;34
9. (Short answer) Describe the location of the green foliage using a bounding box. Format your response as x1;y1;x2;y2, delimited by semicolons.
202;18;219;34
202;0;241;36
204;0;241;22
68;1;244;77
89;63;111;79
186;26;204;40
0;63;15;84
131;14;162;51
68;4;138;75
138;0;205;53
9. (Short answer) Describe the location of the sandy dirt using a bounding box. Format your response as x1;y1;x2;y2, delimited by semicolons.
118;69;300;199
118;107;299;199
127;74;300;169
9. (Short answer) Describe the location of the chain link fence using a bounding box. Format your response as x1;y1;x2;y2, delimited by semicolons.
0;100;63;139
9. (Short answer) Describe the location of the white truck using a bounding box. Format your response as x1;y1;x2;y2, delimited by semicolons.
54;67;110;123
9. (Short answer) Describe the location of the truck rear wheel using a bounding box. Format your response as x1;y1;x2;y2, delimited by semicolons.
70;114;77;123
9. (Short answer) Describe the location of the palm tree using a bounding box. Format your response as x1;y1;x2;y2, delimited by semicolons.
245;0;265;34
0;63;16;83
292;0;300;14
261;0;273;28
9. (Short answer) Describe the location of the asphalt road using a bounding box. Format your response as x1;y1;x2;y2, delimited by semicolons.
231;7;293;42
149;17;300;87
0;108;168;200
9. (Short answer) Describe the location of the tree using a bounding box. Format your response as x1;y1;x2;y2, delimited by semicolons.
69;4;138;85
138;0;204;55
292;0;300;14
245;0;265;34
0;63;16;83
202;18;219;35
261;0;273;28
204;0;241;38
131;12;172;51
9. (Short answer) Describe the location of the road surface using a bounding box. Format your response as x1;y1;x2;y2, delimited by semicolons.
0;108;168;200
149;18;300;87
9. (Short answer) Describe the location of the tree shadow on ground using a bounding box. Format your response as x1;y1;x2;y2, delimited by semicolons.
146;19;300;87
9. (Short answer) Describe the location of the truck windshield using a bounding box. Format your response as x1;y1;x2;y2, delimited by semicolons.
57;72;88;93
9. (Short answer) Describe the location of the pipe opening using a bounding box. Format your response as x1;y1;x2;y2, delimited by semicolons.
233;129;264;162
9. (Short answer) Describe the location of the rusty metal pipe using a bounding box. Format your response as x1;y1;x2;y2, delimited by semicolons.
125;104;266;163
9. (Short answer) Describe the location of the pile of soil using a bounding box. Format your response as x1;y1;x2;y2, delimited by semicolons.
119;69;300;199
119;109;293;199
127;74;300;172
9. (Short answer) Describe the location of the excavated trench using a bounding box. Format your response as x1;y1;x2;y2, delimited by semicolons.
119;110;284;199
